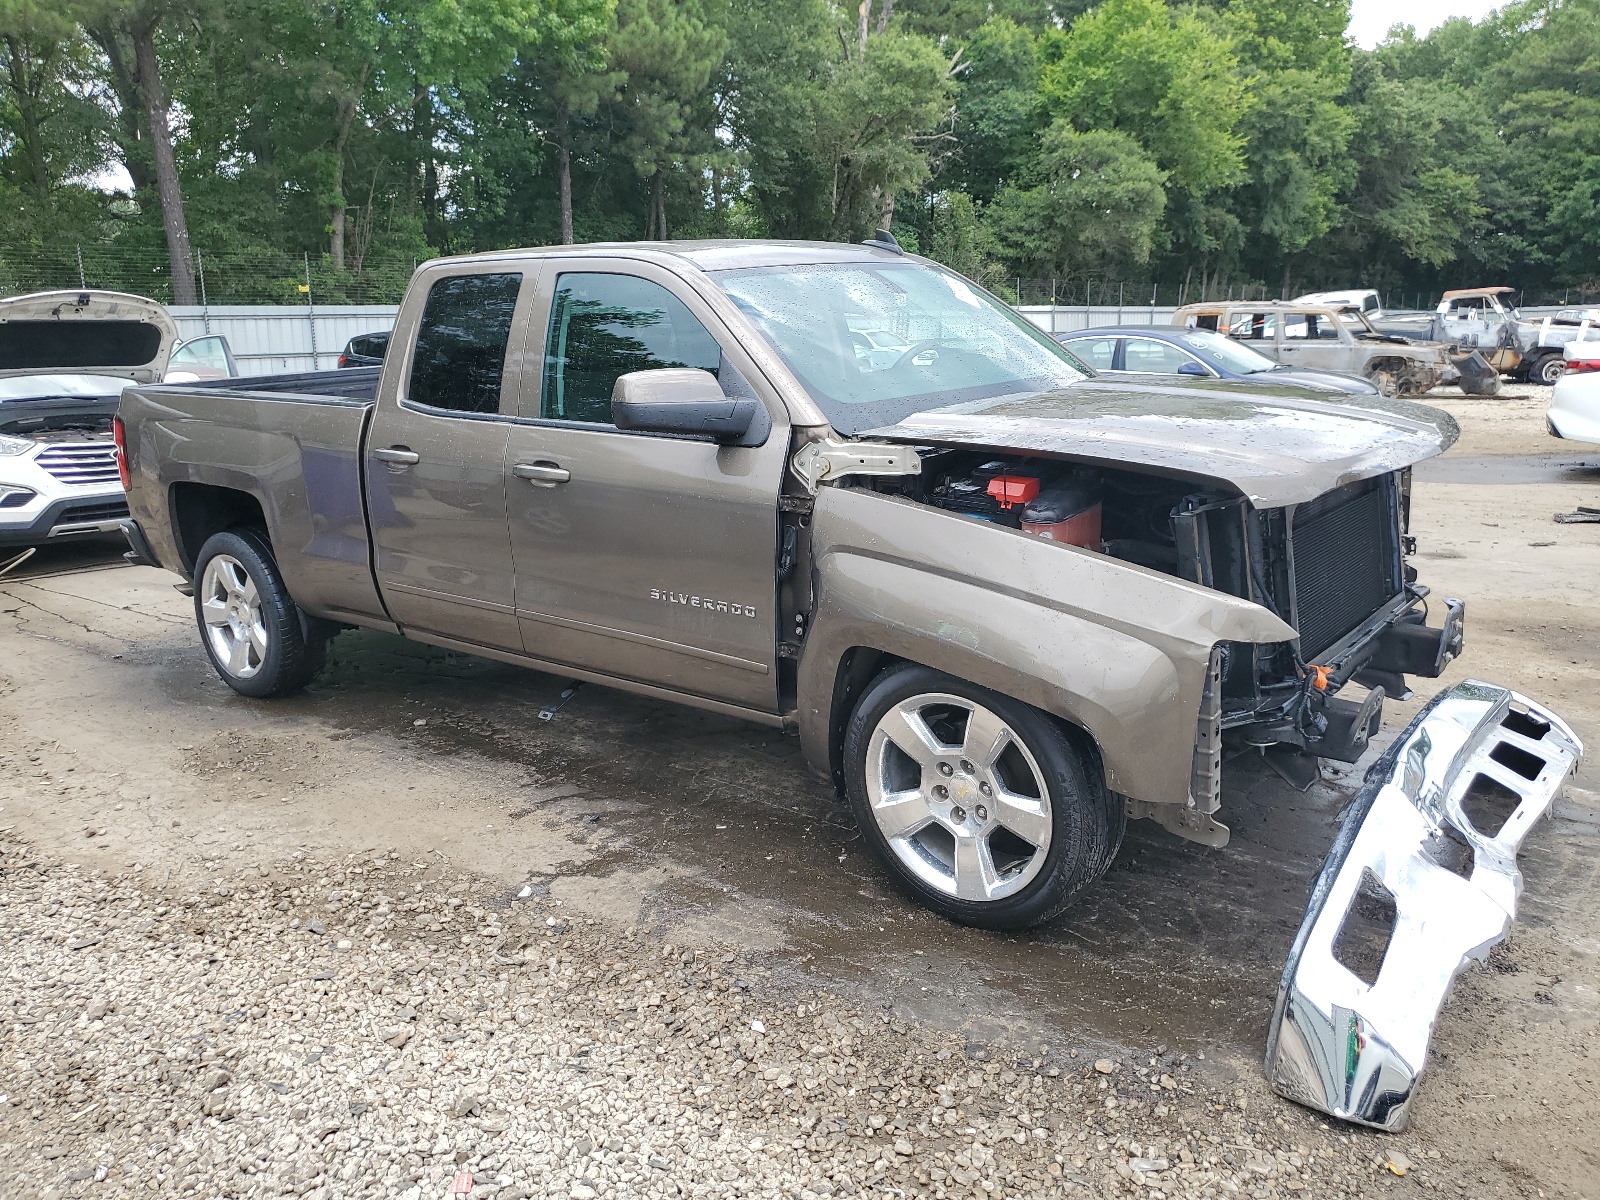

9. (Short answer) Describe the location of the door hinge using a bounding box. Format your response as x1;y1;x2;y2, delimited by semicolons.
791;437;921;491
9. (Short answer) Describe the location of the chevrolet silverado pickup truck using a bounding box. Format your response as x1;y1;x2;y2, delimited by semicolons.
118;241;1581;1129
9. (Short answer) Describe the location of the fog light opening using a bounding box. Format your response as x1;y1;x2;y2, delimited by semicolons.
1461;773;1522;838
1331;869;1397;987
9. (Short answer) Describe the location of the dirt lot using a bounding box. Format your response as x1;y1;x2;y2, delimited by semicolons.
1;386;1596;1199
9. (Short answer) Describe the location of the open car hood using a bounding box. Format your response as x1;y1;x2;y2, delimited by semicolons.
859;379;1459;507
0;290;178;384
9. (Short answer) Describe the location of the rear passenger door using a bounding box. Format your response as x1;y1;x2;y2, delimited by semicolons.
364;265;537;650
1121;336;1211;377
502;261;790;712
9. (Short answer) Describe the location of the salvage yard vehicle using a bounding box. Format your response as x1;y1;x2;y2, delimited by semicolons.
116;240;1581;1130
1546;340;1600;444
1377;286;1599;386
0;290;178;550
1170;299;1490;396
1055;324;1380;395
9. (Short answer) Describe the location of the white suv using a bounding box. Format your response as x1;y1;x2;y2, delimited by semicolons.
0;290;178;552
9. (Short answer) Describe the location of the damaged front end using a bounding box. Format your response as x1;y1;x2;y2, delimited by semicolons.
1266;680;1582;1130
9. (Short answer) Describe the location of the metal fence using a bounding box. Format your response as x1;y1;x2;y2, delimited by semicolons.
183;302;1163;375
172;305;399;374
1015;304;1178;334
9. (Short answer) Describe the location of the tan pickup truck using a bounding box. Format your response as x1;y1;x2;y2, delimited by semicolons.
117;241;1580;1129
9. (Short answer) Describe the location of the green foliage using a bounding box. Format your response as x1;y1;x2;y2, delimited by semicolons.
986;123;1167;282
1041;0;1248;200
1;0;1596;303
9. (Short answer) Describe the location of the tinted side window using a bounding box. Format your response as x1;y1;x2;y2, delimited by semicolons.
1073;337;1118;371
409;273;522;414
1123;338;1196;373
350;333;389;359
542;273;722;424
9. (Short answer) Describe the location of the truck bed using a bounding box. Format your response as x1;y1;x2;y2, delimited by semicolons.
119;373;386;627
172;366;381;401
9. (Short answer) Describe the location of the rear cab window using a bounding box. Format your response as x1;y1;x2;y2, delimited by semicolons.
408;273;523;415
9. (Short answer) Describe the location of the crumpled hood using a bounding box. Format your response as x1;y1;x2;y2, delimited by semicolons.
860;379;1459;507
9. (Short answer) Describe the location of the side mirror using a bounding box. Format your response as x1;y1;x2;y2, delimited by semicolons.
1176;361;1209;377
612;368;763;444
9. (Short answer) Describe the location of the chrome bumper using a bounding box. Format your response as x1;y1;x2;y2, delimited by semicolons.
1266;680;1582;1130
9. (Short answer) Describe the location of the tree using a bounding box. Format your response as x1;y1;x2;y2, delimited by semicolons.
79;0;202;302
946;18;1042;203
0;0;106;231
1222;0;1356;288
607;0;727;240
1041;0;1248;204
985;123;1167;284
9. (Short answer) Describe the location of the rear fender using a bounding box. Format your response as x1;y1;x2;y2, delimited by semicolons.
797;487;1295;806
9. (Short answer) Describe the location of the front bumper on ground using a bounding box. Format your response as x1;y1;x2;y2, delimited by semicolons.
1266;680;1582;1130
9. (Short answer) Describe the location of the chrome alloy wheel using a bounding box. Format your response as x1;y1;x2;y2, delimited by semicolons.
865;693;1052;902
199;554;268;679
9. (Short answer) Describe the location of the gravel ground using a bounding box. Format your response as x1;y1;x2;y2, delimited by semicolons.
0;835;1457;1200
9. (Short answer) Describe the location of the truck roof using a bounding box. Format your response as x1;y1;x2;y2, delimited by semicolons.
420;239;913;273
1440;286;1516;299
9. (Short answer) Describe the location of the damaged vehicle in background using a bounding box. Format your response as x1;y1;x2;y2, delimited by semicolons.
115;240;1581;1131
1175;299;1500;397
1055;324;1381;395
0;290;180;552
1375;286;1599;387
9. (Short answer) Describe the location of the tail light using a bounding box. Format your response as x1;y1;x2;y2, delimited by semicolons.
112;415;131;490
338;354;350;368
1566;358;1600;374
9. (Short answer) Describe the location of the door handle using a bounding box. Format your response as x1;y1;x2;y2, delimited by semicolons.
513;462;570;487
373;446;420;465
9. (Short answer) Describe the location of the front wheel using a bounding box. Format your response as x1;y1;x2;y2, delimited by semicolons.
193;529;326;698
842;664;1124;930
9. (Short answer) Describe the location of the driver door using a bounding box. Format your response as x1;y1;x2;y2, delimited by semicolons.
502;260;791;711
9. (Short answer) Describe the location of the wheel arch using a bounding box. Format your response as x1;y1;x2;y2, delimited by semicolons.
169;482;268;577
821;646;1107;800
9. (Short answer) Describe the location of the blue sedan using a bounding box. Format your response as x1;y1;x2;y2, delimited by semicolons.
1057;325;1379;395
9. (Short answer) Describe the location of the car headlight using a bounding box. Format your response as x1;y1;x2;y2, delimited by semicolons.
0;483;36;508
0;433;34;456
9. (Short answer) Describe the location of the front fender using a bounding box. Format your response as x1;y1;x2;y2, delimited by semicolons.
796;487;1295;806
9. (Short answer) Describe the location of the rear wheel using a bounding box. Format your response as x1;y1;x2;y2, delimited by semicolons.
193;529;326;698
842;663;1123;930
1529;353;1565;386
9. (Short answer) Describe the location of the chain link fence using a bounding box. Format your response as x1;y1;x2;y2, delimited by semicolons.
4;244;1595;313
1013;279;1600;311
0;243;418;307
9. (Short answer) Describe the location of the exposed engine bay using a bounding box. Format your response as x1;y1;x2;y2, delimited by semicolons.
862;449;1466;785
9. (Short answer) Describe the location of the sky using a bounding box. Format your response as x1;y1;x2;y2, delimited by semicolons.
1347;0;1504;47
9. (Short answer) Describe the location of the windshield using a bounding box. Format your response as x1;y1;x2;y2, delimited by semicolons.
1175;328;1279;374
714;260;1089;432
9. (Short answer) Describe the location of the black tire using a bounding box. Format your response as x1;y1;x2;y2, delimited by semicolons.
192;529;326;698
1529;353;1565;386
842;663;1124;930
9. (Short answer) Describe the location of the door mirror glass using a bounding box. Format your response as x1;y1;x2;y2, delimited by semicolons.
1176;360;1208;376
612;368;759;443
